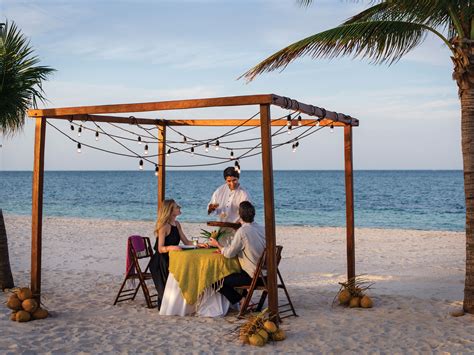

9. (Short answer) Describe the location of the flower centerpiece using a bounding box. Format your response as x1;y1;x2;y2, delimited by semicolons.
200;228;228;241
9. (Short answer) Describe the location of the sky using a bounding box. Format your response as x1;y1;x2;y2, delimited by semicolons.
0;0;461;171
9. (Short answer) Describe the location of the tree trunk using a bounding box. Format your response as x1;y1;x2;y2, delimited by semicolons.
0;209;14;290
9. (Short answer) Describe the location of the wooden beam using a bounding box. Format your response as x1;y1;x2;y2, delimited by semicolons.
31;117;46;301
158;125;166;215
32;114;348;127
27;94;275;117
260;104;279;321
272;94;359;126
344;125;355;280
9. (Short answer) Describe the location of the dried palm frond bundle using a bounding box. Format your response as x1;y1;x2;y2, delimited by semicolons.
334;275;374;309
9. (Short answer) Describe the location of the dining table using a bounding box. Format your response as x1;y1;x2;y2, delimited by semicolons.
159;247;241;317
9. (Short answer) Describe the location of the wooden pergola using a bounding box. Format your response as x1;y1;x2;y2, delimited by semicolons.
27;94;359;319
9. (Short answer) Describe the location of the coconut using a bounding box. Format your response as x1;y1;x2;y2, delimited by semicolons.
6;294;22;311
16;310;31;322
360;295;373;308
17;287;33;301
263;320;278;333
271;329;286;341
10;312;17;321
257;328;269;342
22;299;39;313
239;334;249;344
338;289;351;305
32;308;49;320
248;334;265;347
349;296;361;308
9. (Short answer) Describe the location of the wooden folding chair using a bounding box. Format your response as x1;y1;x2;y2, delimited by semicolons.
237;245;297;319
114;236;158;308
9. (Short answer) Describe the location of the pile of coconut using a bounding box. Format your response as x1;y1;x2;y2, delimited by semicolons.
335;276;374;309
5;287;49;322
237;309;286;347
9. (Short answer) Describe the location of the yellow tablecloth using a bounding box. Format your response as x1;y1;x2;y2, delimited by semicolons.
169;248;241;305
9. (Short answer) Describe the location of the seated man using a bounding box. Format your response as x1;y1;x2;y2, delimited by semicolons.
209;201;266;308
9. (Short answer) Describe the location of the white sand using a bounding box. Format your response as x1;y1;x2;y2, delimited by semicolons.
1;214;473;353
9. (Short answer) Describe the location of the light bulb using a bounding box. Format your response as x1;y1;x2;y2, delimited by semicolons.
78;125;82;137
286;115;291;127
138;136;142;145
95;131;99;141
183;136;187;143
215;140;220;151
144;144;149;155
166;149;171;157
205;142;209;153
191;147;194;156
139;159;143;170
70;124;74;131
230;150;234;159
330;124;334;133
287;126;292;135
292;144;296;153
316;119;321;127
77;142;81;153
155;165;159;176
298;115;302;126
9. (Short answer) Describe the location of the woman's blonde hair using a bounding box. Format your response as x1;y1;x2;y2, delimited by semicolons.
154;199;177;236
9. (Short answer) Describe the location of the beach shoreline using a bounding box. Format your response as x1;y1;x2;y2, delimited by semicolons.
1;214;472;353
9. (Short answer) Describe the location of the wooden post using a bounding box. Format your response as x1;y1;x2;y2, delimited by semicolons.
344;125;355;280
157;124;166;215
31;117;46;300
259;104;278;319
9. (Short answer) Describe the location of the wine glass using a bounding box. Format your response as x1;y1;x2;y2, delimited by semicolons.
192;237;199;247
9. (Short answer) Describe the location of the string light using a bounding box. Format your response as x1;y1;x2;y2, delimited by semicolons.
138;136;142;145
297;115;302;126
155;164;159;176
292;140;299;153
95;130;99;141
183;136;187;143
191;146;194;156
77;142;81;153
316;119;321;127
139;159;144;170
144;144;149;155
166;148;171;157
78;125;82;137
286;114;291;127
230;150;234;159
287;125;292;135
215;140;220;151
70;123;74;131
234;160;241;174
205;142;209;153
330;124;334;133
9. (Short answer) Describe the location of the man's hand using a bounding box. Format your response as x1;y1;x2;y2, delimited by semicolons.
207;203;219;214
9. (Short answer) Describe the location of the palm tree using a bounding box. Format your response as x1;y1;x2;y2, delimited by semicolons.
0;21;55;289
243;0;474;313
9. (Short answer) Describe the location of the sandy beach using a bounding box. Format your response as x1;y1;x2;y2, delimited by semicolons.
1;214;473;353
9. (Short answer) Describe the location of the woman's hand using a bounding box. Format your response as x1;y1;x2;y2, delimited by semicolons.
197;243;209;249
167;245;182;252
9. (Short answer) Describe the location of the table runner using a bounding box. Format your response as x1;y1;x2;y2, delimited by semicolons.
169;248;241;305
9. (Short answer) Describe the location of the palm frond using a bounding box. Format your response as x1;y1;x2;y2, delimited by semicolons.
0;21;55;135
242;20;429;82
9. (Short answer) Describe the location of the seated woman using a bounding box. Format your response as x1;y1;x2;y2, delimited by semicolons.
150;199;198;308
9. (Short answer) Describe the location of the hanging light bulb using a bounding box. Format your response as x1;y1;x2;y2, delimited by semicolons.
78;125;82;137
144;144;149;155
286;114;291;127
234;160;239;168
70;123;75;131
316;119;321;127
205;142;209;153
95;130;99;141
139;159;144;170
166;148;171;157
330;124;334;133
215;140;220;151
77;142;81;153
287;125;292;135
191;146;194;156
155;165;159;176
138;136;142;145
292;143;296;153
183;135;187;143
230;150;234;159
298;115;302;126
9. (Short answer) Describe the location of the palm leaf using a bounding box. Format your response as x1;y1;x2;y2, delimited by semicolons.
242;20;429;81
0;21;55;135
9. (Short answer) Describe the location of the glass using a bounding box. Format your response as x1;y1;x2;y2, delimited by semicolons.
192;237;199;247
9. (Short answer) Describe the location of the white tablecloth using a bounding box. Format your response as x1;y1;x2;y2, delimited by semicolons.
159;274;230;317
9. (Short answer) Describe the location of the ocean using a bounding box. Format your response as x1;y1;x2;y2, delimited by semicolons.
0;170;465;231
